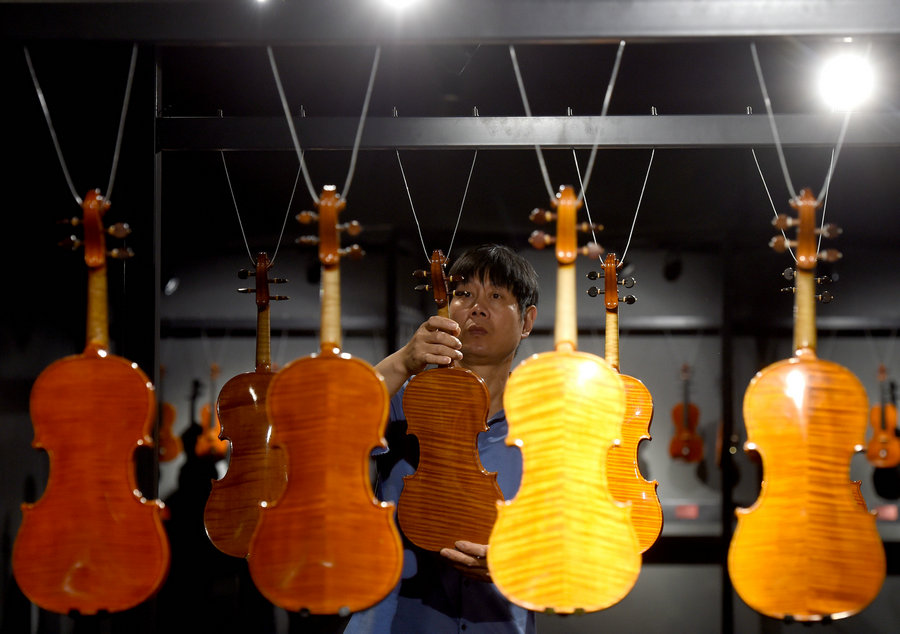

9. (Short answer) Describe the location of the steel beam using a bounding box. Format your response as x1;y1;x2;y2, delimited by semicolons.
157;113;900;151
1;0;899;44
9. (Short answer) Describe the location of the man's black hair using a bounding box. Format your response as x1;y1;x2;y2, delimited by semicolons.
448;244;539;315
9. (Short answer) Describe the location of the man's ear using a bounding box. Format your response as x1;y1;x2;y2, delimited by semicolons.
520;305;537;339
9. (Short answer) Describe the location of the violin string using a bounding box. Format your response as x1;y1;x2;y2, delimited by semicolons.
267;45;382;205
396;149;479;264
23;43;138;206
508;41;626;205
219;151;302;268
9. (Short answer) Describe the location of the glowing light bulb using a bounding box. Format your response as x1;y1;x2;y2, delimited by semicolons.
818;52;875;111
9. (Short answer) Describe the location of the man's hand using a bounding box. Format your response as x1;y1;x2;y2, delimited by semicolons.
375;315;463;395
440;540;491;582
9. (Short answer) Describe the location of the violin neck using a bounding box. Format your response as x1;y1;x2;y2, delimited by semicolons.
256;301;272;372
85;262;110;353
605;307;620;372
793;268;817;355
554;262;577;352
320;266;342;352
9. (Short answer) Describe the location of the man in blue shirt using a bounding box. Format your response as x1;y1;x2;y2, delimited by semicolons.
346;244;539;633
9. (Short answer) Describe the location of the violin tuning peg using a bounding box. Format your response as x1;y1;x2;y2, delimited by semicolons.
817;290;834;304
620;277;635;288
780;286;796;295
782;267;795;281
340;244;365;260
771;214;797;231
412;268;428;279
579;241;604;259
58;235;82;250
586;270;600;281
107;222;131;239
621;294;637;305
58;216;81;227
576;221;604;234
238;269;252;279
817;223;842;239
237;287;255;294
296;235;318;246
446;274;464;284
339;220;362;236
269;277;288;285
528;229;554;250
414;284;430;293
818;248;842;263
108;247;134;259
296;211;318;224
529;208;555;225
586;286;601;297
769;235;793;253
815;274;833;284
271;295;289;301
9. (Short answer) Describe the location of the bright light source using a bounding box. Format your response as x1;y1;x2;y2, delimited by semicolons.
818;52;875;111
382;0;420;8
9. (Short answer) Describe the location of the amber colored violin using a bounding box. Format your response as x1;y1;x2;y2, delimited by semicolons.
157;366;183;463
728;188;885;621
249;186;402;614
866;364;900;468
488;185;639;614
668;363;704;463
589;253;662;553
397;250;503;551
195;363;228;459
204;252;289;558
13;189;170;615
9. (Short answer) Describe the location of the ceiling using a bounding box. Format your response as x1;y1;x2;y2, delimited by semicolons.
3;1;900;315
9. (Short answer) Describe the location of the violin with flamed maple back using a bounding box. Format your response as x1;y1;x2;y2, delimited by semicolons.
488;185;639;614
195;363;228;459
204;252;288;558
866;364;900;468
398;250;503;551
157;366;182;463
13;189;170;615
728;188;885;621
588;252;662;553
249;186;402;615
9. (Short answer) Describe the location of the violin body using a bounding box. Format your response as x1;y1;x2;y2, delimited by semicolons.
608;374;662;553
398;366;502;551
669;365;704;463
204;370;286;558
196;367;228;460
248;350;401;613
866;368;900;468
15;353;170;615
158;401;182;462
729;354;884;619
490;348;639;613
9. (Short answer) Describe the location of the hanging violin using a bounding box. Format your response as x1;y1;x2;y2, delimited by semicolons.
728;188;885;620
668;363;704;463
489;185;639;613
249;186;402;614
195;363;228;459
588;252;663;553
157;365;183;463
204;252;288;558
866;364;900;468
397;249;503;552
13;189;170;615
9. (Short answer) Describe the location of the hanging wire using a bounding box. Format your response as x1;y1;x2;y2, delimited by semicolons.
220;151;302;267
619;149;656;263
267;46;319;205
749;42;798;202
508;45;554;199
865;328;898;371
268;45;382;205
751;147;797;262
24;43;138;206
396;149;479;263
342;46;381;199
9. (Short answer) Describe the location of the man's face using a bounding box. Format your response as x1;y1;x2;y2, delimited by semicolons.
448;276;533;368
